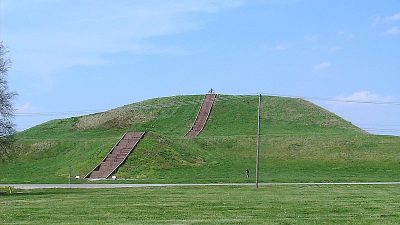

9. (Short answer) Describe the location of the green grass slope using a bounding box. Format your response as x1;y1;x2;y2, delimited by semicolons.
1;95;399;183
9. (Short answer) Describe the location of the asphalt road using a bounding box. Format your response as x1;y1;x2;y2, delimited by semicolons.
4;182;400;189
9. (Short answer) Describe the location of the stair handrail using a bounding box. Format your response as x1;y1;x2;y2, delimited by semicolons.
84;132;128;179
184;93;217;137
103;132;146;178
184;95;207;137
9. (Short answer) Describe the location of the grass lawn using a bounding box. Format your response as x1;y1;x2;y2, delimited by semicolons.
1;185;399;224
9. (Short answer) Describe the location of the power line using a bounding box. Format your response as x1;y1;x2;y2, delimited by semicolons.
363;128;400;133
255;92;400;106
14;97;209;117
13;95;249;117
15;110;109;117
15;93;400;118
13;93;400;136
14;132;400;142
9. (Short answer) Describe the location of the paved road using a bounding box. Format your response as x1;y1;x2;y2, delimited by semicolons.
4;182;400;190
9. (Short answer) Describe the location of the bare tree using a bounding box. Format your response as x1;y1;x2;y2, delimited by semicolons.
0;42;17;156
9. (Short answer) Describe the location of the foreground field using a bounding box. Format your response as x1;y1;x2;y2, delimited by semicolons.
1;185;399;224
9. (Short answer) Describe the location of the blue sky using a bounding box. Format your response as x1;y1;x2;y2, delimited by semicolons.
1;0;399;135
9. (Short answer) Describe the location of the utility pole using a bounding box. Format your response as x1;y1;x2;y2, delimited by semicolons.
256;94;261;188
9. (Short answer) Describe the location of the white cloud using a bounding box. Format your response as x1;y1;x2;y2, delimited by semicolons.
16;103;40;115
303;35;319;42
337;30;355;39
384;26;400;35
385;13;400;21
319;92;400;136
374;13;400;23
335;91;394;103
313;61;331;71
3;0;246;74
329;46;341;53
269;44;288;51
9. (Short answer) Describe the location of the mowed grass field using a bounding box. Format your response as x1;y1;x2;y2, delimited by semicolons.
1;185;399;224
0;95;399;183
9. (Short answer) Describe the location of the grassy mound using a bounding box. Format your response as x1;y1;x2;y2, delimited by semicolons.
1;95;399;183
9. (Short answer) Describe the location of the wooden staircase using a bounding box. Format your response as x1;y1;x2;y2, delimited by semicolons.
185;93;217;137
85;132;145;179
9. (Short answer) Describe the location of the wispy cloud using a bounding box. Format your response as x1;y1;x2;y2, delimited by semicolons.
303;35;319;42
329;46;341;53
337;30;355;39
269;44;288;51
374;13;400;23
16;103;40;115
384;26;400;36
336;91;394;103
313;61;331;71
3;0;246;74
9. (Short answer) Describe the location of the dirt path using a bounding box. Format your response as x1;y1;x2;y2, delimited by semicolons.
5;182;400;189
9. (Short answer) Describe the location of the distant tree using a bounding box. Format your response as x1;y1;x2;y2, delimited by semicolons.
0;42;17;156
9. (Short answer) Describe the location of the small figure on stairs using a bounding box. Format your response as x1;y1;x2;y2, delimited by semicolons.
209;88;214;94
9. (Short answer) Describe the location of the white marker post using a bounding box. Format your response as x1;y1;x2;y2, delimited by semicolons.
68;161;72;187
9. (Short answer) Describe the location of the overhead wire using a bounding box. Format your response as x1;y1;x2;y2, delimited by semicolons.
255;92;400;106
13;93;400;136
14;95;254;117
14;131;400;142
14;92;400;118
